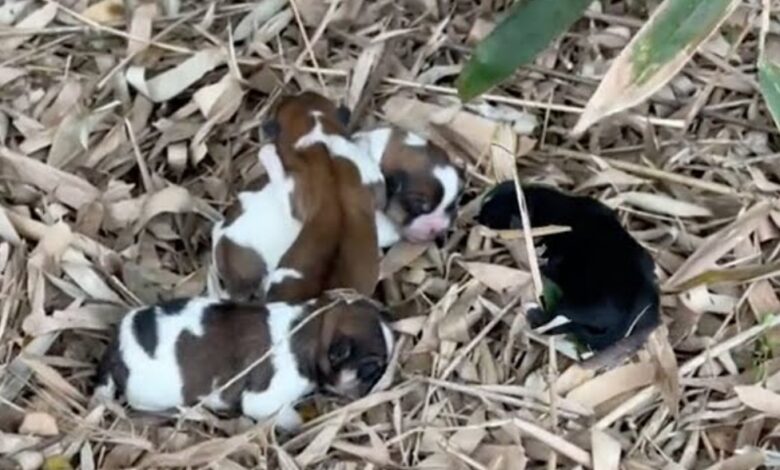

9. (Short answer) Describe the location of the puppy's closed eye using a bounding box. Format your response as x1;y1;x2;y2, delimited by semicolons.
357;359;383;383
328;339;352;366
405;196;432;216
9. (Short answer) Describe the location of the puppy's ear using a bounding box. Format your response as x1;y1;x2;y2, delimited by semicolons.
336;105;351;127
327;338;352;368
262;119;280;140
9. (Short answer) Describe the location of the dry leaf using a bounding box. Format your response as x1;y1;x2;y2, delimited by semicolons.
127;2;158;57
462;261;531;293
567;362;656;408
666;201;772;289
81;0;124;24
19;412;58;436
347;40;385;110
295;413;346;467
0;148;99;209
491;124;517;182
0;66;26;88
126;48;226;103
139;432;255;468
591;430;621;470
618;191;713;217
0;3;57;51
383;96;497;160
734;386;780;416
233;0;288;41
379;241;428;280
646;326;680;416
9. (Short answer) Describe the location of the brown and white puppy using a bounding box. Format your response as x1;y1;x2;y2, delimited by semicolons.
93;294;395;432
211;91;380;302
265;92;381;300
353;127;461;247
210;143;303;300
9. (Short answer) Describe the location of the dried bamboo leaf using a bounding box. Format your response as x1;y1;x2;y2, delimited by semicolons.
126;49;226;103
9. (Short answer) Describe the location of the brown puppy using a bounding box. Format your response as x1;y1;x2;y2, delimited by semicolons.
93;294;395;432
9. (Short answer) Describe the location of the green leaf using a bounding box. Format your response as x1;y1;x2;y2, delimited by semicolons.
540;276;563;312
759;59;780;132
456;0;592;101
573;0;740;135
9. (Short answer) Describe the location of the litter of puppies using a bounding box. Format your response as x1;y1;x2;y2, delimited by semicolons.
1;8;774;467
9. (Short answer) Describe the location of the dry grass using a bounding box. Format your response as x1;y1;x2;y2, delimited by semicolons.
1;0;780;468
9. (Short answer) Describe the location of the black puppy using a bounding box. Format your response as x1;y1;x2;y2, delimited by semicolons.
477;182;659;352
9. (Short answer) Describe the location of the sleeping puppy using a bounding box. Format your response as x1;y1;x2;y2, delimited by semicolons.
93;294;395;432
353;127;461;247
264;92;381;300
211;91;380;302
477;181;660;352
210;143;304;300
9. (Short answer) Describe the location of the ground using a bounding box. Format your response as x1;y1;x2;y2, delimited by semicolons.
0;0;779;469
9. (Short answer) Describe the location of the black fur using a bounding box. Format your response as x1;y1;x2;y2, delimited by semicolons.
262;119;281;140
336;105;351;127
132;306;158;357
158;298;189;315
477;182;660;351
94;331;128;393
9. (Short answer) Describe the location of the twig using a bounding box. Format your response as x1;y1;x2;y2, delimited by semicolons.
541;147;743;196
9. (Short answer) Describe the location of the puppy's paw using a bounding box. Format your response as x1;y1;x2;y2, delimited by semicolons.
275;406;303;434
525;303;547;329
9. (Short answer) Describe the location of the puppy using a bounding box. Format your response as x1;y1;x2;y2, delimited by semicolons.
93;294;395;432
477;182;660;352
212;92;380;302
354;127;461;247
265;92;380;299
210;144;301;300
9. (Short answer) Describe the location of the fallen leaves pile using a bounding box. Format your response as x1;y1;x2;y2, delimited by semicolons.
1;0;780;468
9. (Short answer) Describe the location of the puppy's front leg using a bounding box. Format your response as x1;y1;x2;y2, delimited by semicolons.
275;405;303;433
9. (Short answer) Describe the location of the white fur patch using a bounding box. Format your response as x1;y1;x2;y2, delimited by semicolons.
328;369;359;397
380;322;395;360
432;165;459;215
120;298;216;412
93;379;116;402
353;127;393;165
402;165;460;242
241;303;314;428
403;132;427;147
211;145;302;296
267;268;303;287
534;314;571;334
199;388;230;411
296;114;384;185
375;211;401;249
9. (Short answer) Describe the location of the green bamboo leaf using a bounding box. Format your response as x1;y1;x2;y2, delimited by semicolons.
456;0;592;102
759;59;780;132
572;0;740;136
541;276;563;312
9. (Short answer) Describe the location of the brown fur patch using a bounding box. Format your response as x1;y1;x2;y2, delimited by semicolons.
291;298;391;395
177;303;275;408
214;237;268;301
325;158;379;296
380;129;455;228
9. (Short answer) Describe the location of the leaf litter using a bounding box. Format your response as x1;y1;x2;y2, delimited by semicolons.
0;1;779;468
